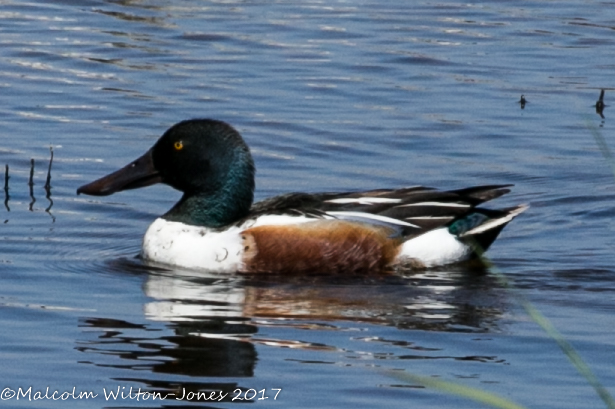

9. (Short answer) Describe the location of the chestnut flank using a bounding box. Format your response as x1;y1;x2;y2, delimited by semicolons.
241;220;400;274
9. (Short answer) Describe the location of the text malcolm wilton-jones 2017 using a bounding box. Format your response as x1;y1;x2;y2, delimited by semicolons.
1;386;282;402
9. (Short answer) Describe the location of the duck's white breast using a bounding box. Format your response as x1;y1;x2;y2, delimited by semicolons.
141;215;315;272
141;218;245;272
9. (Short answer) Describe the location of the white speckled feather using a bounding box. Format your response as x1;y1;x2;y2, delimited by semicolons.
142;218;246;272
141;215;314;271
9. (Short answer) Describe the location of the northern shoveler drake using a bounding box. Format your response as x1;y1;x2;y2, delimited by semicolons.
77;119;527;274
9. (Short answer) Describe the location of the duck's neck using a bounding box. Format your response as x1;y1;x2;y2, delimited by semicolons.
163;178;254;228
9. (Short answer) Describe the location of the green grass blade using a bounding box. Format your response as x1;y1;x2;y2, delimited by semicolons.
382;370;529;409
478;252;615;409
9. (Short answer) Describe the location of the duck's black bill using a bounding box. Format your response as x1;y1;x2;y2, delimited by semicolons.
77;149;162;196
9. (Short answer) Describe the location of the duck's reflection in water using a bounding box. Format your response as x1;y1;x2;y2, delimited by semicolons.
77;260;508;402
142;263;505;332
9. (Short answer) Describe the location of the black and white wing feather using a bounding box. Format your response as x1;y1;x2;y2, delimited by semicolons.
249;184;518;239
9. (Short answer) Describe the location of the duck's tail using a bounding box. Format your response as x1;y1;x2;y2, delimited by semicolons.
454;204;529;254
396;204;528;268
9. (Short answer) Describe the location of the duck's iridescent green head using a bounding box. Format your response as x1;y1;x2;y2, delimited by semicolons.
78;119;255;227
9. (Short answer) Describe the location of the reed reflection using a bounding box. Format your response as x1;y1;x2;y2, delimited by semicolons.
2;148;54;219
45;148;55;221
4;164;9;212
28;158;36;211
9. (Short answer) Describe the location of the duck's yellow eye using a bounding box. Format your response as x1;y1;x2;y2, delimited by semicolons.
174;141;183;151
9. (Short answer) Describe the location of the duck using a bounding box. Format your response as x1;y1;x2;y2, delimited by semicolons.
77;119;527;274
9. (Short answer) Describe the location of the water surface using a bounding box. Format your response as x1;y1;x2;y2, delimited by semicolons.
1;1;614;408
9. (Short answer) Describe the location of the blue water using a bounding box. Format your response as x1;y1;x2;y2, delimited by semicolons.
1;1;614;408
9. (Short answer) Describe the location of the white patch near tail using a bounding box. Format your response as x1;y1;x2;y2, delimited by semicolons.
395;205;528;267
395;228;472;267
